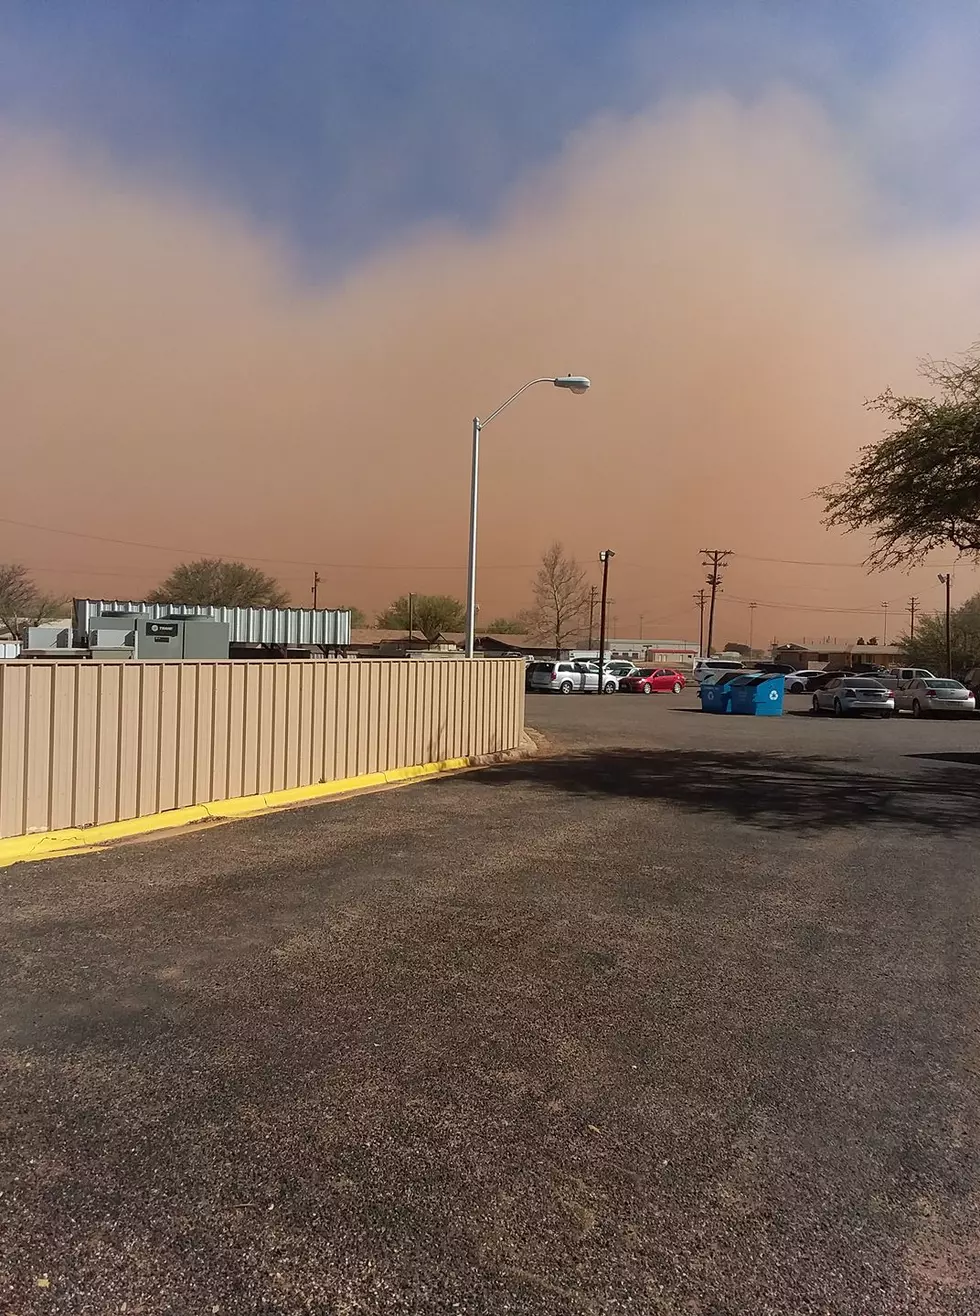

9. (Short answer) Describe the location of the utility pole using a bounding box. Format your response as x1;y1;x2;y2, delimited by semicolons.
748;601;757;653
693;589;706;658
938;573;952;677
638;613;644;641
906;596;919;640
881;601;889;645
596;550;615;693
699;549;732;659
311;571;320;609
587;585;598;649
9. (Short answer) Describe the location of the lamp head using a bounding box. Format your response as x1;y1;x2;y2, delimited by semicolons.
553;375;591;395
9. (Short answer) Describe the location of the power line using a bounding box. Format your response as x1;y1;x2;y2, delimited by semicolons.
0;515;543;573
726;592;910;615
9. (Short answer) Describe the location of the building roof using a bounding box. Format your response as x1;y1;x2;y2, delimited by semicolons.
348;628;428;645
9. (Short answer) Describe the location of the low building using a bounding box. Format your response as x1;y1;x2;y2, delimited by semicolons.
603;637;700;667
772;641;906;670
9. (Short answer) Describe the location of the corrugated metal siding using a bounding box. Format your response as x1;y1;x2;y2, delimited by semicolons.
0;658;524;838
73;600;351;646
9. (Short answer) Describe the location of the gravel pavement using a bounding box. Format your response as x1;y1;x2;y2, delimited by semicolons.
2;688;979;1313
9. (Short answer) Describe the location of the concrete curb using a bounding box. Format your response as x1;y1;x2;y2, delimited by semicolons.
0;752;495;870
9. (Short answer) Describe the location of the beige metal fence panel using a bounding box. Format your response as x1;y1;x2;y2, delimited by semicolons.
0;658;524;838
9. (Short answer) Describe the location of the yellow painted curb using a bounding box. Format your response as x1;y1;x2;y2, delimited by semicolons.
0;757;471;869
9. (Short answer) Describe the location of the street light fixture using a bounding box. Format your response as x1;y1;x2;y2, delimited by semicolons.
465;375;591;657
596;549;615;693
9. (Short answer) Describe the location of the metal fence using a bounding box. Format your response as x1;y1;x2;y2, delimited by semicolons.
0;658;524;838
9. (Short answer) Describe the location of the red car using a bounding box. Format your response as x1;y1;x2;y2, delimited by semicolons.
620;666;686;694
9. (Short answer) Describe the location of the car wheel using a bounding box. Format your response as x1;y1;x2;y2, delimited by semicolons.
642;683;653;694
912;699;923;718
880;710;892;719
791;681;804;693
672;681;682;694
603;681;617;694
559;681;574;695
833;698;844;717
811;696;821;715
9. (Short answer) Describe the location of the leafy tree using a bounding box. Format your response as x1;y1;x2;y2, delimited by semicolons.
377;594;465;642
900;592;980;675
149;559;289;608
523;542;589;654
820;348;980;566
337;605;367;627
483;617;526;634
0;564;66;639
723;641;752;656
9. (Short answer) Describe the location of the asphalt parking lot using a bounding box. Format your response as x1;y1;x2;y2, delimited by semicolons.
2;688;980;1313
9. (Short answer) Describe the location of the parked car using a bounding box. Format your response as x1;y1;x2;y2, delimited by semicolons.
604;660;638;681
895;677;976;717
962;667;980;700
619;666;686;694
692;658;744;683
754;661;795;675
784;669;820;694
811;676;894;718
526;660;619;694
802;668;849;692
887;666;936;690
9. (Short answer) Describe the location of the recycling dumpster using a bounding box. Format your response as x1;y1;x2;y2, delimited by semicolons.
728;673;784;716
699;678;735;713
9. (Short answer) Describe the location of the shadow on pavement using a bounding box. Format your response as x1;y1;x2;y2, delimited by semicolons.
459;748;980;832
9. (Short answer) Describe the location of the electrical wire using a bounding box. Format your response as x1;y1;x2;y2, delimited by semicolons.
0;515;538;572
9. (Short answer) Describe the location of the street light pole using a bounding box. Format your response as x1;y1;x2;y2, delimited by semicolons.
465;375;590;657
596;549;615;693
938;573;952;677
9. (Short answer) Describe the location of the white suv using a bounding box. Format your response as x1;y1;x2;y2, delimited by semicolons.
693;657;744;684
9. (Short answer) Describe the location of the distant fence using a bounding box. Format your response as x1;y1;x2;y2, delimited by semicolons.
0;659;524;839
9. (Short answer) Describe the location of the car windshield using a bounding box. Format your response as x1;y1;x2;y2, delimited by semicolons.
635;668;656;677
926;679;963;689
844;679;886;688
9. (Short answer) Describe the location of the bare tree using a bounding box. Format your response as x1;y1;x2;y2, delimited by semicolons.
0;564;67;640
524;542;590;654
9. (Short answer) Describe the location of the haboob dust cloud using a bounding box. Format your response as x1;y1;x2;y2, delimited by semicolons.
3;91;979;634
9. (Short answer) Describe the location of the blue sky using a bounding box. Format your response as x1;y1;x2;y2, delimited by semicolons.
3;0;978;270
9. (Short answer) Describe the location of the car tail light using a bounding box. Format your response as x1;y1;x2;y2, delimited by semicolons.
927;690;937;697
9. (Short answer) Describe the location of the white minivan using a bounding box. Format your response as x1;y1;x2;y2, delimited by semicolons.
692;657;744;684
527;660;619;694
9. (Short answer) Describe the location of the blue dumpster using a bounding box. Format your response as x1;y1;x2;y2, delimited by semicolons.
728;673;784;716
699;678;735;713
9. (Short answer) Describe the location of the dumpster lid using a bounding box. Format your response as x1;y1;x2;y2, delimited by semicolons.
731;673;777;687
705;669;762;686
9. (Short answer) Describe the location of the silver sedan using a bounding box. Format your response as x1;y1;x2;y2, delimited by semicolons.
895;678;977;717
812;676;894;718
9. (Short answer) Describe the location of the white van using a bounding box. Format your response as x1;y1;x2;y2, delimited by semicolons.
692;657;744;684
